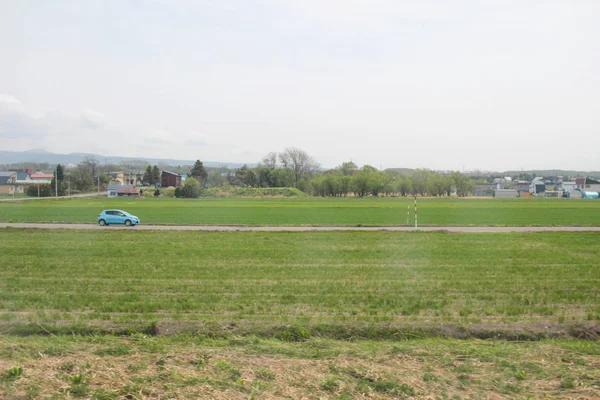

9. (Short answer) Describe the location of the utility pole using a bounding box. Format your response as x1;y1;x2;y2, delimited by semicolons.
55;168;58;198
414;195;418;231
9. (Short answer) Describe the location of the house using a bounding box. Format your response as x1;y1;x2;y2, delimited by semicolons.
0;171;17;195
122;172;144;186
494;188;519;198
559;181;577;197
474;184;495;196
161;171;182;188
109;172;125;184
512;180;530;194
560;181;577;192
529;177;545;196
576;177;600;192
30;172;54;184
107;184;141;198
12;171;32;194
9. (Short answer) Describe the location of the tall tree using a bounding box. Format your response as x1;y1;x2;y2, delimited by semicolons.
69;161;95;191
397;176;412;197
143;165;154;185
278;147;319;188
81;156;99;179
152;165;160;185
261;152;278;169
451;171;475;197
190;160;208;187
235;165;258;187
56;164;65;182
337;161;358;176
411;169;431;196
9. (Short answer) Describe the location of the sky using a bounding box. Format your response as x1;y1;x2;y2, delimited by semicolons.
1;0;599;171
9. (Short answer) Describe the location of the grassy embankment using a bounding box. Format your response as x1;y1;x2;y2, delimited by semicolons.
1;196;600;226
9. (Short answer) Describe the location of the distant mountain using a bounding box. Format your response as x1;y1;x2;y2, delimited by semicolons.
384;167;415;174
501;170;600;178
0;150;253;169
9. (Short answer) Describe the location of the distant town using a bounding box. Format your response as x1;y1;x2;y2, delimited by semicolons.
1;149;599;199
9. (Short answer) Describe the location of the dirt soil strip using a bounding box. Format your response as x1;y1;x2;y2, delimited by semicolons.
2;222;600;232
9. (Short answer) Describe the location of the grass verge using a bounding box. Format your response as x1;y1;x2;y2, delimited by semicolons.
1;335;599;399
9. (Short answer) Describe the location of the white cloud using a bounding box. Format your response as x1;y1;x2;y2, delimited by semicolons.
0;95;119;153
1;1;599;170
0;94;45;139
0;94;23;110
81;109;106;129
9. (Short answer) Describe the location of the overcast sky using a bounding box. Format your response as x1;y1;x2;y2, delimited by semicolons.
1;1;598;171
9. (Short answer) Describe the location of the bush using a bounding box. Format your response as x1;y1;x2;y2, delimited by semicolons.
202;187;305;198
161;187;176;198
26;184;52;197
183;178;201;198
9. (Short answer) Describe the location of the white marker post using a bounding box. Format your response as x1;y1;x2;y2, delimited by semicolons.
414;196;418;231
407;204;410;226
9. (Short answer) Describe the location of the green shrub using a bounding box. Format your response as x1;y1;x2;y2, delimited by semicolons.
183;178;201;198
202;187;306;198
161;187;176;198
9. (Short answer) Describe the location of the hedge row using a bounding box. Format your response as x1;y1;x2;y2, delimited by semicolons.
202;187;306;198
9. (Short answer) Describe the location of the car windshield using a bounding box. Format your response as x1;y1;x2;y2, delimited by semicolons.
2;2;599;399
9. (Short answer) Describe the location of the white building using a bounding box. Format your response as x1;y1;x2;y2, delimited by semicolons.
494;189;519;198
577;178;600;192
529;177;545;196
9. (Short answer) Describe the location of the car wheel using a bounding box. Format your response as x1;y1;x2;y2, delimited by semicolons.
99;219;106;226
125;220;132;227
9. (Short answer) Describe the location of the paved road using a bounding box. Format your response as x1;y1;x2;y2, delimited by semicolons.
2;222;600;233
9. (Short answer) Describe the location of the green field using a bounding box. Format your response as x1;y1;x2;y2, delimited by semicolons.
1;228;599;398
1;229;598;338
1;196;600;226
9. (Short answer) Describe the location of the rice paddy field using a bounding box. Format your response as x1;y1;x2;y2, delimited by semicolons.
1;196;600;226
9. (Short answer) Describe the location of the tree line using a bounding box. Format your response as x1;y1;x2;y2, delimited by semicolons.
205;148;475;197
19;148;475;197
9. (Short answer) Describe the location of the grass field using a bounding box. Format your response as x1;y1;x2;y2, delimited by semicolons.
1;229;598;338
1;228;599;398
1;196;600;226
2;335;599;399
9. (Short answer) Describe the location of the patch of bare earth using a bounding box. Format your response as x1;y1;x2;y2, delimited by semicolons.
1;337;599;399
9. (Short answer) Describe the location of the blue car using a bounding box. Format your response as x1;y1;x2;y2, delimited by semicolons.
98;209;140;227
